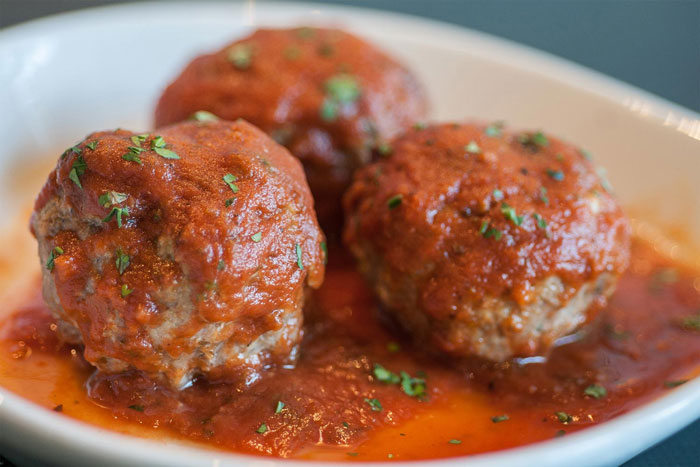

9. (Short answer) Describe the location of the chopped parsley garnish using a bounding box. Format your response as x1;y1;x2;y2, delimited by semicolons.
256;423;268;434
61;145;82;159
127;404;144;412
465;141;481;154
583;384;607;399
373;363;400;384
413;122;427;130
122;146;144;165
228;43;253;70
579;148;592;160
480;220;503;240
131;134;148;147
318;42;334;57
99;191;128;208
251;232;262;243
284;45;301;60
555;411;572;424
121;284;133;298
275;401;285;414
681;313;700;331
151;136;180;159
596;166;613;193
296;26;316;39
69;155;87;189
103;206;129;228
224;197;235;207
387;342;400;353
320;74;361;122
534;213;547;230
115;248;130;275
377;142;392;156
501;203;524;226
664;380;688;388
190;110;219;122
387;194;403;209
46;246;64;271
400;371;426;398
484;121;504;137
539;186;550;205
491;415;509;423
492;188;504;201
295;243;304;269
320;241;328;265
342;421;349;428
223;173;239;193
546;169;564;181
518;131;549;149
217;260;225;271
86;141;98;151
448;439;462;445
364;397;382;412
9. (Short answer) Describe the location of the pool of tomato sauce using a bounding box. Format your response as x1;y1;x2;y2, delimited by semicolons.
1;239;699;461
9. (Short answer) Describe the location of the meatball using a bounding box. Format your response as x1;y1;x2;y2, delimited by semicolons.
155;27;427;237
344;122;630;361
31;119;325;388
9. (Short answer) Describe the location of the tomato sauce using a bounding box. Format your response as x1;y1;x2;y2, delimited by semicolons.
1;239;699;461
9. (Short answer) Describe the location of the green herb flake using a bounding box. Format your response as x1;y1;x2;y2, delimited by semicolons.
296;27;316;39
61;145;82;159
320;241;328;265
86;141;99;151
275;401;285;414
492;189;504;201
223;173;239;193
224;197;235;207
122;150;143;165
256;423;268;434
69;155;87;189
342;421;349;428
664;380;688;388
364;397;382;412
579;148;593;160
448;439;462;445
115;248;130;275
546;169;565;181
484;122;504;137
387;194;403;210
103;206;129;228
386;342;400;353
152;138;180;160
596;166;614;193
228;43;254;70
190;110;219;122
127;404;144;412
534;213;547;230
320;74;361;122
491;414;509;423
539;186;549;205
121;284;133;298
555;411;572;424
99;191;128;208
583;384;607;399
251;232;262;243
295;243;304;270
519;131;549;149
413;122;427;130
501;203;524;226
465;141;481;154
217;260;226;271
373;363;400;384
377;142;392;156
681;313;700;331
479;220;490;235
284;45;301;60
46;246;64;271
400;371;426;399
318;42;334;57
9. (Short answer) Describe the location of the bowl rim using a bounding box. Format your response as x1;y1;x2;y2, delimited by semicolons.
0;2;698;467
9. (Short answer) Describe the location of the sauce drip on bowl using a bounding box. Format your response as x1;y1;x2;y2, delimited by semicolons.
1;240;699;461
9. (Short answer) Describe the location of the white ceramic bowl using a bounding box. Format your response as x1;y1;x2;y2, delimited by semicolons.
0;2;698;466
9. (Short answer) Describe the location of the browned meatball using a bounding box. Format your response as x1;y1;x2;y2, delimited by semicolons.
344;122;630;361
155;27;427;237
31;119;325;388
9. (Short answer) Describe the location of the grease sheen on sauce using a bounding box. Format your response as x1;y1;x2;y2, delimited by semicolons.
1;240;699;461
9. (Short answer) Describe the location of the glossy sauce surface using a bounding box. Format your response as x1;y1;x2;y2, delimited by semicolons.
1;240;699;461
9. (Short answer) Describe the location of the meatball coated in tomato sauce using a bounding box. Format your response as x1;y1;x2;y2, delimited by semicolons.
31;120;325;389
155;27;427;237
344;123;630;361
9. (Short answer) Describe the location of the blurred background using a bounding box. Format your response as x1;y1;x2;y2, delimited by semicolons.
1;0;698;111
0;1;698;466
